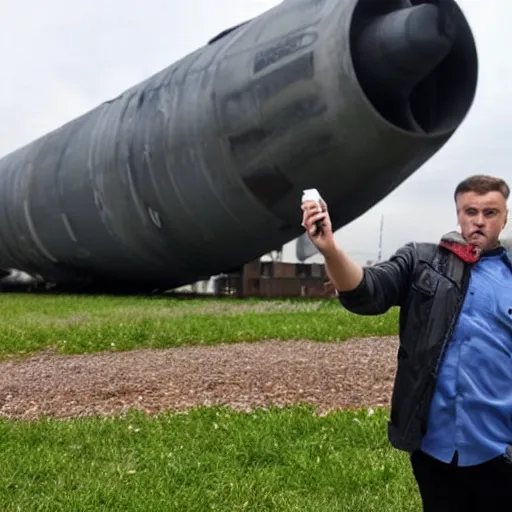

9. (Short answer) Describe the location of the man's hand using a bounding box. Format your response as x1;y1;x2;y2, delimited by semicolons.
301;197;364;291
301;198;335;253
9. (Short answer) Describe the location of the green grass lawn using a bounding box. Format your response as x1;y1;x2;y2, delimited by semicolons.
0;295;410;510
0;294;398;358
0;407;419;511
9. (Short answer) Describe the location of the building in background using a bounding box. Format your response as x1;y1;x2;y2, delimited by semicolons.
213;258;331;298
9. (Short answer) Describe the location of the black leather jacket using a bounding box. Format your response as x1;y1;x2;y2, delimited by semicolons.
337;234;475;453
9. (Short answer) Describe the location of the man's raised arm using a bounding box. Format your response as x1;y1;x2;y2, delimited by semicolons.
301;196;412;314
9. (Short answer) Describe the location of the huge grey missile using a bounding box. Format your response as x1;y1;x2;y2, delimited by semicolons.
0;0;477;292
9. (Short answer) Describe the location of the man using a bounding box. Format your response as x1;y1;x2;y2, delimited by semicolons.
301;175;512;511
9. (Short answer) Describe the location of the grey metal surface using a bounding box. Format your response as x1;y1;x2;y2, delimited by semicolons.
0;0;478;292
296;232;320;262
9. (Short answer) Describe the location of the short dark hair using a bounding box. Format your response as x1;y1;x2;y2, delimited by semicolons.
454;175;510;201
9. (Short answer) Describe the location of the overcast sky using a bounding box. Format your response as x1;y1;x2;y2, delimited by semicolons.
0;0;509;266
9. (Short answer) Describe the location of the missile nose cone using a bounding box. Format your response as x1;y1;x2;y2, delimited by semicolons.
351;0;470;133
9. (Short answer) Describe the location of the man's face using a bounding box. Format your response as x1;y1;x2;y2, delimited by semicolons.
456;191;508;251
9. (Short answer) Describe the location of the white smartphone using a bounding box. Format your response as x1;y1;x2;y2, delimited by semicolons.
301;188;324;235
301;188;322;204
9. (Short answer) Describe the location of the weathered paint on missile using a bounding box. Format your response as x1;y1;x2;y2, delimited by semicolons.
0;0;477;291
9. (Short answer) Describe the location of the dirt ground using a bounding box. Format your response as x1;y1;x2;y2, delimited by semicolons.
0;336;399;420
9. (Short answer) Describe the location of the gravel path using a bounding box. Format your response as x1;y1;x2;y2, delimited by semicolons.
0;336;399;420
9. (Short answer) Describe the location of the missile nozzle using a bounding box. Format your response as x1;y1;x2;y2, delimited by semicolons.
351;0;476;134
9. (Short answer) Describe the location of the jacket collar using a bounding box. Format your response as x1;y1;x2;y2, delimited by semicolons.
439;230;512;266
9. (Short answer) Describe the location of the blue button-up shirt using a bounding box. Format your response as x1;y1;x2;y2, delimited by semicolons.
421;247;512;466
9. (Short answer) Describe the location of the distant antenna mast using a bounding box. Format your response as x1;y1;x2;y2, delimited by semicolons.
378;214;384;261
